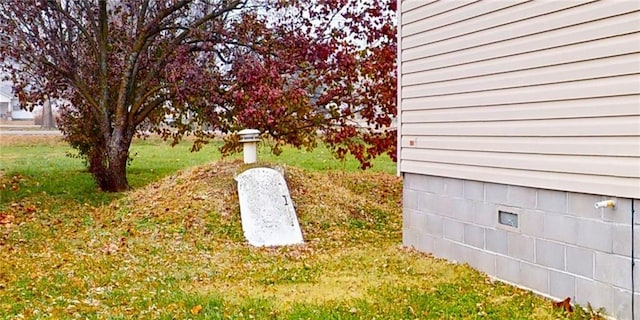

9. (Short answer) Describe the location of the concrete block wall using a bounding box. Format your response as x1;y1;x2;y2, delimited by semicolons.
403;173;638;319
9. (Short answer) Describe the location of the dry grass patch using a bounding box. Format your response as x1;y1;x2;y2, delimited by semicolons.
0;159;569;319
0;134;66;147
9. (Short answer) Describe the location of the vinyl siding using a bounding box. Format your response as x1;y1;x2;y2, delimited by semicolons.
398;0;640;198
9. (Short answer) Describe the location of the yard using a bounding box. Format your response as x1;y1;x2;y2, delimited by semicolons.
0;135;585;319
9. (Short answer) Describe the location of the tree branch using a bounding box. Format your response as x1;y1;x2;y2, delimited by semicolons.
128;85;163;123
45;1;99;56
134;96;168;125
97;0;112;140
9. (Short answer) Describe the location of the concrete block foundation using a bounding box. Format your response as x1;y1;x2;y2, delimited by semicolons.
403;173;637;319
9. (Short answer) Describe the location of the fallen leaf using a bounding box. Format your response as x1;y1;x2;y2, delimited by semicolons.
190;304;202;315
552;297;573;313
0;214;14;225
101;243;119;254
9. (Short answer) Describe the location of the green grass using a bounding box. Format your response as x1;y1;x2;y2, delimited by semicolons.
256;141;396;174
0;136;584;319
0;136;394;209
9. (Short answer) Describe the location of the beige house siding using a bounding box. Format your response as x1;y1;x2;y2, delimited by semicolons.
398;0;640;198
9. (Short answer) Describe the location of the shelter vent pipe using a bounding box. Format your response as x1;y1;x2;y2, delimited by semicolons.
238;129;261;164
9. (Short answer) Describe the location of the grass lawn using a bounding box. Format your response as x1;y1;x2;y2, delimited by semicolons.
0;136;587;319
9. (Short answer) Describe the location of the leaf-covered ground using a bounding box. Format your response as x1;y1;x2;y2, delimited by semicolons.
0;160;574;319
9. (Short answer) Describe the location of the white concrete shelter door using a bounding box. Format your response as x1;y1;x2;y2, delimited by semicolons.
235;167;304;247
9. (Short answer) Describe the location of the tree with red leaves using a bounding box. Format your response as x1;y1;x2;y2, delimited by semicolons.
0;0;396;192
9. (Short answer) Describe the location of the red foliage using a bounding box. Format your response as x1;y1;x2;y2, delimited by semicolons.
211;0;398;168
0;0;396;191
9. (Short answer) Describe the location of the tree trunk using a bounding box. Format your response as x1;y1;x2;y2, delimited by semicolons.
89;133;132;192
104;146;130;192
41;98;55;129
